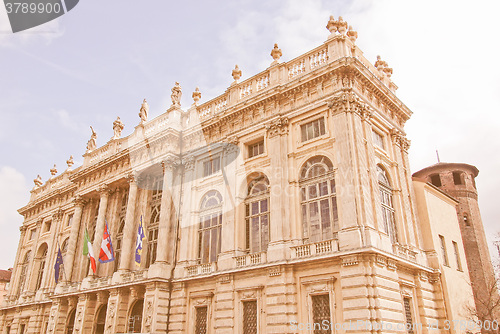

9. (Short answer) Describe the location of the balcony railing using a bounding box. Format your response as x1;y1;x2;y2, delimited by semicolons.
234;252;267;268
186;262;217;276
291;238;339;259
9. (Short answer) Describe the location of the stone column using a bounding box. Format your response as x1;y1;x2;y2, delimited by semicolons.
66;197;85;281
38;210;64;294
175;156;196;276
117;175;138;273
9;225;27;299
265;116;290;262
89;185;110;276
148;158;177;278
218;139;239;270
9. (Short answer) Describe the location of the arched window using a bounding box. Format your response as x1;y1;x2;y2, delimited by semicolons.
300;156;338;242
198;190;223;263
115;191;127;272
377;165;397;243
94;305;107;334
128;299;144;333
146;177;162;268
58;239;69;283
35;244;48;291
17;251;31;296
114;220;125;272
66;309;76;334
245;176;270;253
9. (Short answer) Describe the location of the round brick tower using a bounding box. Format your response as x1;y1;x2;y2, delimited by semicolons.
413;162;497;323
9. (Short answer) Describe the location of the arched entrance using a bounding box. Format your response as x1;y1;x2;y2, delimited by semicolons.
65;308;76;334
127;299;144;333
94;305;107;334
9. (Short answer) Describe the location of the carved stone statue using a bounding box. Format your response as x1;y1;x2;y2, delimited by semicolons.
66;155;74;170
34;175;43;187
112;117;124;139
270;43;282;63
139;99;149;123
192;87;201;105
171;82;182;107
86;126;97;152
232;65;242;83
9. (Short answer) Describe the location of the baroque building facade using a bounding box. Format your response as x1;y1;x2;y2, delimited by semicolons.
0;16;486;334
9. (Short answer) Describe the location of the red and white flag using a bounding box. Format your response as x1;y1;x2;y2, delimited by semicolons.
98;220;115;263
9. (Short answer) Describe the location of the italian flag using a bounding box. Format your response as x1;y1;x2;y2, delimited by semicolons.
83;228;97;274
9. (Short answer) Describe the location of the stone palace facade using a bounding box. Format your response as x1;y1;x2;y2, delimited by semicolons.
0;16;489;334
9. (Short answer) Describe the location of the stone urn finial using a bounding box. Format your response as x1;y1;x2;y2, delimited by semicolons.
66;155;74;170
374;55;393;78
50;164;58;177
112;117;124;139
270;43;282;64
192;87;202;106
326;15;338;36
139;99;149;123
232;65;242;83
34;175;43;188
337;16;348;35
347;25;358;43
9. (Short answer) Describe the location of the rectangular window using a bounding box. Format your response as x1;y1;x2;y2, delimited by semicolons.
403;297;414;334
243;300;258;334
248;140;264;158
430;174;441;187
43;220;51;233
439;235;449;266
453;241;462;271
195;306;208;334
203;156;221;177
453;171;463;185
301;117;326;142
372;130;385;149
19;324;25;334
67;214;74;227
311;294;331;334
29;229;36;240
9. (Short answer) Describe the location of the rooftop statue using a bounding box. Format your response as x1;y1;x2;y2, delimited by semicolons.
139;99;149;123
86;126;97;152
171;82;182;107
34;174;42;187
112;116;124;139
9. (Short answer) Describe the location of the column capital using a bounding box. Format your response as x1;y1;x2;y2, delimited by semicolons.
125;172;137;185
266;116;289;138
182;155;195;171
327;88;369;118
73;195;87;207
52;209;64;222
98;184;111;196
161;156;181;173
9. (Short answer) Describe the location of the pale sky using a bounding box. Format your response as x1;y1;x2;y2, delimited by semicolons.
0;0;499;269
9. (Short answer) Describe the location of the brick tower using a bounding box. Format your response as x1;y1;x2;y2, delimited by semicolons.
413;162;498;323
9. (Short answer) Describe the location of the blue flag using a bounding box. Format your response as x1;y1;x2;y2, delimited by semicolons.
135;216;145;266
54;245;64;284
